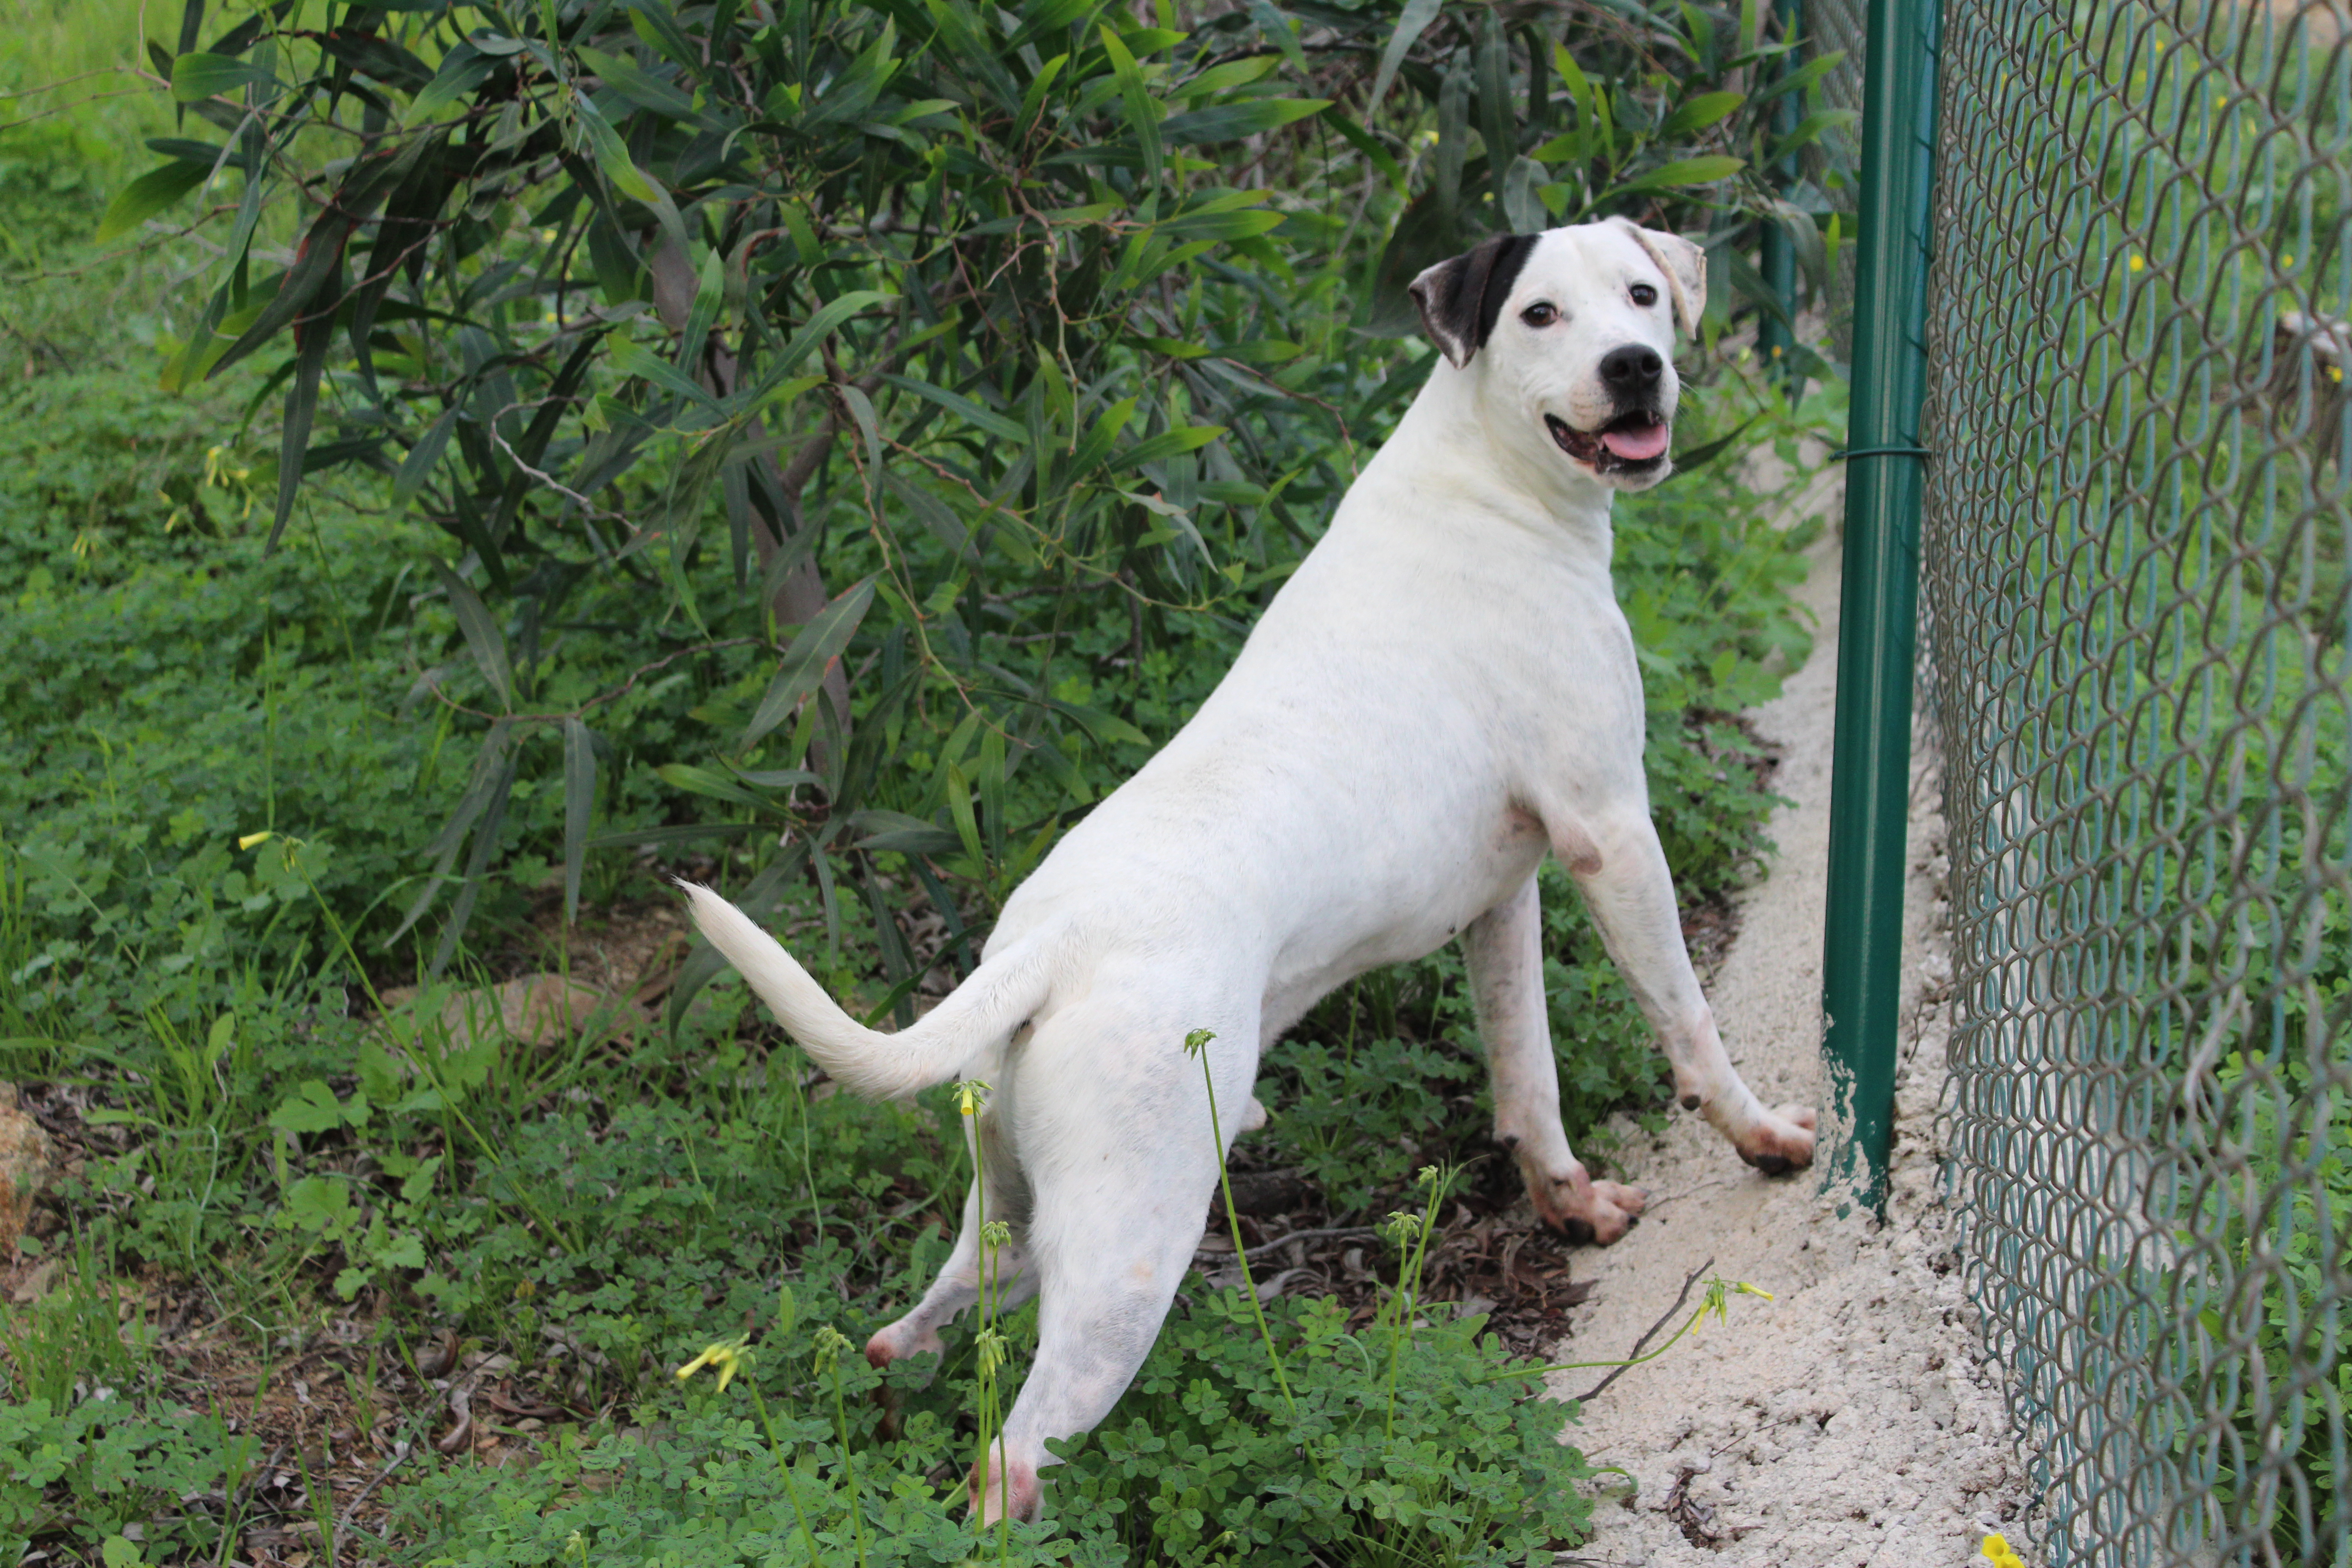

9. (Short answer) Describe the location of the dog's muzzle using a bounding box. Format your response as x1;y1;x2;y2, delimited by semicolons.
1546;410;1670;474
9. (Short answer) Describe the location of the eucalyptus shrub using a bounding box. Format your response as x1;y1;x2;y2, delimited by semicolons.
110;0;1848;988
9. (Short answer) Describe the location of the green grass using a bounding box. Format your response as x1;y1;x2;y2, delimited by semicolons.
0;22;1842;1563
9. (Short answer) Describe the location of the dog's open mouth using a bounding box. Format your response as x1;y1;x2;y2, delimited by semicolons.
1546;412;1670;472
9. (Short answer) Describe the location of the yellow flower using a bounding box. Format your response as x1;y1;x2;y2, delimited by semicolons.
2328;365;2343;384
955;1078;991;1115
675;1336;750;1392
238;831;274;851
1734;1282;1775;1303
2128;255;2145;272
1981;1533;2028;1568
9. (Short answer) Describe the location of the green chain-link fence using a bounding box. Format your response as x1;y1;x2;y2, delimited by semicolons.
1818;0;2349;1560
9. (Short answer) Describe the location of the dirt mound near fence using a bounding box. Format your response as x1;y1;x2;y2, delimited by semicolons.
1550;464;2047;1566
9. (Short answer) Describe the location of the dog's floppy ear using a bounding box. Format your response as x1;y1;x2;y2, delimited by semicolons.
1408;233;1540;368
1612;219;1708;337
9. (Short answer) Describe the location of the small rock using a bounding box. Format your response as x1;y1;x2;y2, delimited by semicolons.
375;975;644;1051
9;1257;60;1303
0;1084;54;1257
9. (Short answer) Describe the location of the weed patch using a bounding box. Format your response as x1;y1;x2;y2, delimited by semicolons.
394;1278;1600;1568
0;4;1847;1561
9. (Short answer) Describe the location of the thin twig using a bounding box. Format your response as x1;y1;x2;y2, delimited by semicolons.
1574;1255;1715;1404
488;417;631;525
330;1432;416;1566
1199;1224;1382;1264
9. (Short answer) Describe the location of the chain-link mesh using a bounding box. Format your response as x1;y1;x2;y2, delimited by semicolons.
1916;0;2352;1561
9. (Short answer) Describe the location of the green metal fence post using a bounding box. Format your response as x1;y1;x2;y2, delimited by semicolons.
1819;0;1938;1213
1757;0;1804;397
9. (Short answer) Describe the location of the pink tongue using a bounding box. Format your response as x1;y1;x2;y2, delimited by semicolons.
1601;421;1669;461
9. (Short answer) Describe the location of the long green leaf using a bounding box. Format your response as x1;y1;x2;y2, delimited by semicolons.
406;41;492;122
765;289;897;386
1661;89;1744;138
742;578;879;747
96;161;211;242
1369;0;1443;109
430;560;515;711
172;52;273;102
588;822;762;850
575;45;700;120
1160;98;1329;145
656;763;768;808
1612;155;1745;195
267;240;343;550
209;213;352;383
838;384;884;477
611;339;718;407
1098;27;1161;187
1121;424;1226;470
881;373;1026;443
561;718;597;923
392;405;459;515
850;810;960;855
575;93;663;204
1242;0;1308;74
1045;697;1151;750
1666;413;1762;476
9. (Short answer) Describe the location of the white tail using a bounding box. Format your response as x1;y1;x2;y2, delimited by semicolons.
678;881;1056;1100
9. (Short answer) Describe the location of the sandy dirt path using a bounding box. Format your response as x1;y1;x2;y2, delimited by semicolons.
1550;465;2045;1567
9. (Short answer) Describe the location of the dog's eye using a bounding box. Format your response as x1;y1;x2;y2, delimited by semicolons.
1630;284;1660;308
1520;302;1558;327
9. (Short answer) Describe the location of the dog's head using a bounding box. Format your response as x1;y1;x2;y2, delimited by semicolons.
1409;219;1705;492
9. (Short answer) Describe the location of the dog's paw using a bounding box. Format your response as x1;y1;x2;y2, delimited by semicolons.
1534;1174;1646;1245
865;1323;943;1370
970;1454;1042;1524
1736;1102;1817;1176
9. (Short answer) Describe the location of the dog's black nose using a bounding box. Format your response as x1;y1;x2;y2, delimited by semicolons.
1599;344;1663;396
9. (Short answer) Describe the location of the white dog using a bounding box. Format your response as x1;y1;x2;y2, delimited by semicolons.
683;217;1818;1522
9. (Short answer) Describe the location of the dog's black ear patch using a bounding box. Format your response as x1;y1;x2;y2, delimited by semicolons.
1408;233;1539;368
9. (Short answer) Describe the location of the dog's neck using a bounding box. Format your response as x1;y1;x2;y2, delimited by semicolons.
1379;358;1619;562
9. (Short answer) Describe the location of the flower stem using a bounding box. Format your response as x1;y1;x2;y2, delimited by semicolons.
746;1381;824;1564
1382;1167;1450;1438
826;1360;870;1568
1473;1276;1759;1385
1189;1033;1296;1418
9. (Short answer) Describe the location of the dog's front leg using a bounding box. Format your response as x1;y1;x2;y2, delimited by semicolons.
1559;813;1818;1173
1466;876;1648;1242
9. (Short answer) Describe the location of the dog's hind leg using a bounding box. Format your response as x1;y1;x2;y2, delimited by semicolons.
1562;812;1817;1173
864;1185;1040;1373
970;1169;1215;1523
1465;875;1646;1242
867;1106;1039;1373
966;990;1250;1523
